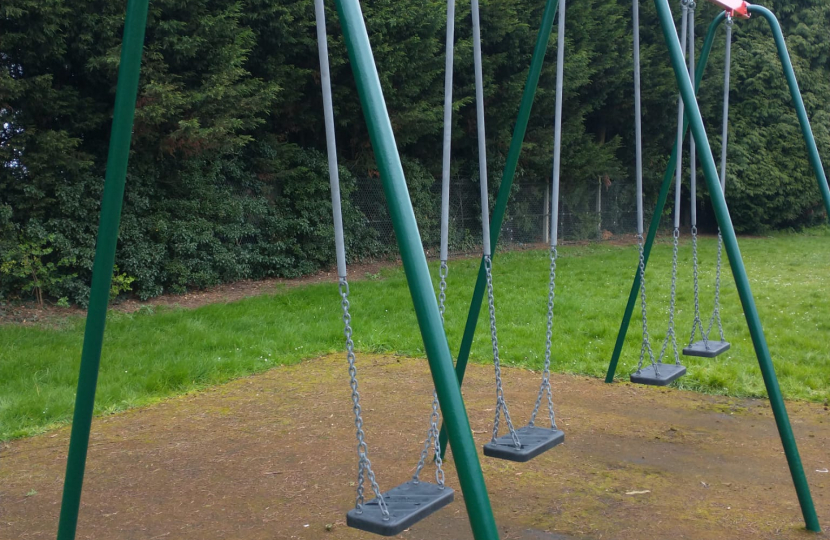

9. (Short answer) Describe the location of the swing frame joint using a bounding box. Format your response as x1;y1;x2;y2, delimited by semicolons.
707;0;750;19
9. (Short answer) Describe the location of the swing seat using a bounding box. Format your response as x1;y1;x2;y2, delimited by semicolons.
346;481;454;536
630;363;686;386
483;425;565;463
683;339;730;358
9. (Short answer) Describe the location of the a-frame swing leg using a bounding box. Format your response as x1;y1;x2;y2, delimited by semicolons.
651;0;821;531
750;4;830;220
55;1;150;538
332;0;500;538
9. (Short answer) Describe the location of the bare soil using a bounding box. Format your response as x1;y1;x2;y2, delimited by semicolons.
2;354;828;539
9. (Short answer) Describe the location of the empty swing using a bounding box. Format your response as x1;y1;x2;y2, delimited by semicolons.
314;0;453;535
630;0;688;386
478;0;566;463
683;14;732;358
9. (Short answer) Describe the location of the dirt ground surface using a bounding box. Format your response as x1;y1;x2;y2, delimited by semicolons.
3;354;828;540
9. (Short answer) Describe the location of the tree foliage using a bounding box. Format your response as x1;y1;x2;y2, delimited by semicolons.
2;0;829;303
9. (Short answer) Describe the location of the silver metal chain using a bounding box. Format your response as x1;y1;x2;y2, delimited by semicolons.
654;228;681;369
339;279;389;519
438;261;448;321
705;231;726;341
636;235;658;372
413;389;445;487
430;393;445;486
412;261;449;486
688;226;707;347
529;247;557;429
484;256;521;448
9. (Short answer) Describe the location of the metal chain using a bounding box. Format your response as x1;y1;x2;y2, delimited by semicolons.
636;235;658;373
529;247;557;429
484;256;521;448
668;229;681;365
432;260;449;481
413;389;445;487
438;261;448;321
705;231;726;341
413;261;449;486
654;229;681;369
430;393;445;486
339;279;389;519
688;226;707;347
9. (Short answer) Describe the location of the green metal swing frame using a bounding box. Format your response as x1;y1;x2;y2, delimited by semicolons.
54;0;822;538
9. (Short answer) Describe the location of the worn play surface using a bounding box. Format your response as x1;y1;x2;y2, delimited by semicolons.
2;354;828;539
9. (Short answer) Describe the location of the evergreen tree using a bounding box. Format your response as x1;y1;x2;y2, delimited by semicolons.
3;0;829;302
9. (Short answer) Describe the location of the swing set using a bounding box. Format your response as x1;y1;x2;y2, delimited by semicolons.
53;0;829;537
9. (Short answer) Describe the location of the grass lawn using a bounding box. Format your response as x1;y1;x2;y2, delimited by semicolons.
1;229;829;440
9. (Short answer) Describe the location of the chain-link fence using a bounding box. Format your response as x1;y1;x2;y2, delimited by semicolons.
351;175;660;258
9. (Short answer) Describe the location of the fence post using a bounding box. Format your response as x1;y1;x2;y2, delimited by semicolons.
596;177;602;239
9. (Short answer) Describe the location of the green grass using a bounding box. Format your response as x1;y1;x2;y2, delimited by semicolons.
2;229;830;440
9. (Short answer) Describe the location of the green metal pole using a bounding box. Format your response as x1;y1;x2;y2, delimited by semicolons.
748;5;830;221
55;1;149;539
439;0;558;458
332;0;499;538
653;0;821;531
605;13;725;383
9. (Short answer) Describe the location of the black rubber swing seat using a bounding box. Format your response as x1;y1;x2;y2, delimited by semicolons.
483;425;565;463
630;363;686;386
346;481;454;536
683;339;730;358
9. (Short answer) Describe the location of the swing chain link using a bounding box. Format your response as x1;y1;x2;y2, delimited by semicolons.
688;226;707;348
339;278;389;520
706;231;726;341
430;390;445;486
484;256;521;448
530;247;558;429
636;235;657;373
412;262;448;486
438;261;448;321
655;228;681;371
668;228;681;365
413;388;446;487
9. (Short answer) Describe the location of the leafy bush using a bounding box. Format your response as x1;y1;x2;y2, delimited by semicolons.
0;233;76;306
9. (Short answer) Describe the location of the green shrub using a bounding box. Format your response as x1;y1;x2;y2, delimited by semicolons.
0;233;76;306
